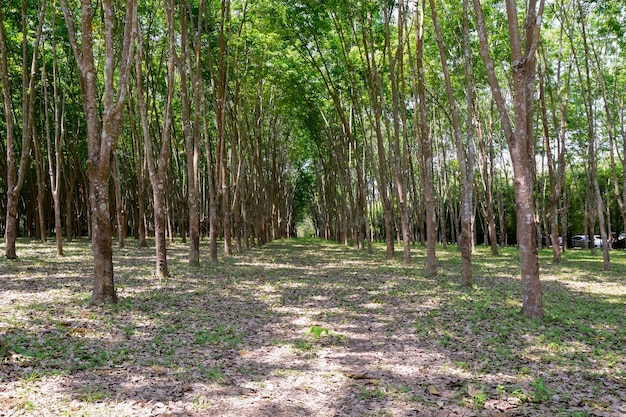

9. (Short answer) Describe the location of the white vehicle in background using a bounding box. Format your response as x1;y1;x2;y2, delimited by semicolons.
593;235;602;248
571;235;602;249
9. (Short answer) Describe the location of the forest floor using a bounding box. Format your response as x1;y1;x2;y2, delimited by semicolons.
0;237;625;417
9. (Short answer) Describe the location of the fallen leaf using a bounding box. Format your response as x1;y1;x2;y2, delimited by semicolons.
428;385;439;395
467;383;482;398
150;365;167;375
343;371;378;380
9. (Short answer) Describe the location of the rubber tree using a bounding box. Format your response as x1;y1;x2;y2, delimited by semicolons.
1;1;46;259
60;0;137;304
472;0;545;318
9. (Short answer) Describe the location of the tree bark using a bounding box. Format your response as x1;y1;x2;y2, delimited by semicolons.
538;54;561;263
430;0;472;286
33;121;47;243
178;6;201;266
61;0;136;304
43;21;64;256
387;1;411;264
473;0;544;318
133;0;175;278
111;154;125;248
359;8;395;260
1;1;46;258
575;0;610;270
476;110;498;255
413;0;437;275
215;0;232;257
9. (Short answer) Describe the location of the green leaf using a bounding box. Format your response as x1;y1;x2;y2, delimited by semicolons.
307;325;329;338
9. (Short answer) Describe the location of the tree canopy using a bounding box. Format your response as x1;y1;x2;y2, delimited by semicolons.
1;0;625;317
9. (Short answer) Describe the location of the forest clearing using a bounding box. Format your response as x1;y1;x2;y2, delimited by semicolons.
0;238;624;416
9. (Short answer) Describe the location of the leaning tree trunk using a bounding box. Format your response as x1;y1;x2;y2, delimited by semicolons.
359;7;394;260
430;0;472;286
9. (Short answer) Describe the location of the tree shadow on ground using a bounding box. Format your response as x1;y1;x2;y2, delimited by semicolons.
1;238;625;416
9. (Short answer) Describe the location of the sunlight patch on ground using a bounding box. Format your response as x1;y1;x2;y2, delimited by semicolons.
234;260;313;271
2;239;625;416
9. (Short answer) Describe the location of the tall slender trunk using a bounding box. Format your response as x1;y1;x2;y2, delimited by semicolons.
217;0;232;256
178;8;201;266
111;154;125;248
1;1;46;258
539;55;561;263
44;21;64;256
548;12;570;254
430;0;472;286
413;0;437;275
575;0;610;270
590;23;624;245
33;123;47;242
133;0;173;278
476;111;498;255
61;0;136;304
359;8;394;260
473;0;544;318
387;1;411;264
463;0;476;256
203;99;219;262
128;98;147;248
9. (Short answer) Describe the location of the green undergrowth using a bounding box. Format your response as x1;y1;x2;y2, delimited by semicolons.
0;237;624;416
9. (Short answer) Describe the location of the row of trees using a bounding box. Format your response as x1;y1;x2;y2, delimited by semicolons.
1;0;625;318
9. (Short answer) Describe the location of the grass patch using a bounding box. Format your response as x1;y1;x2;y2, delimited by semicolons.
0;238;624;416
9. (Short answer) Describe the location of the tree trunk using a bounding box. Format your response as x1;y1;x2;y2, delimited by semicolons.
61;0;137;304
216;0;232;257
112;154;125;248
539;58;561;263
359;8;394;260
574;0;610;270
473;0;544;318
133;0;174;278
476;112;498;255
91;177;117;304
413;0;437;275
128;98;147;248
43;24;64;256
178;7;201;266
1;1;46;258
430;0;472;286
33;126;47;243
203;101;219;262
387;1;411;264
